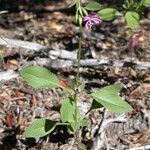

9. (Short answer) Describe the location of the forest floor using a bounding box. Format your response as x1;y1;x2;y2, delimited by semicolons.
0;1;150;150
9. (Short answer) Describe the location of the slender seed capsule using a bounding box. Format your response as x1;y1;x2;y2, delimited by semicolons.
78;7;83;17
78;15;83;26
82;7;88;16
75;10;79;23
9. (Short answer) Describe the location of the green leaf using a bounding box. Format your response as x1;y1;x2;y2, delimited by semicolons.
60;97;82;132
85;2;102;11
97;8;121;21
123;0;130;9
90;84;132;113
71;78;78;90
125;11;140;29
20;66;59;89
88;99;103;113
23;119;57;138
60;98;75;123
77;141;86;150
69;0;76;8
78;83;86;91
143;0;150;7
80;118;89;127
62;88;74;94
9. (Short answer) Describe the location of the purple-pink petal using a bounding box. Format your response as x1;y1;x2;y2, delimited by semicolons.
91;17;102;24
85;21;91;29
89;12;96;16
83;12;102;29
83;16;90;21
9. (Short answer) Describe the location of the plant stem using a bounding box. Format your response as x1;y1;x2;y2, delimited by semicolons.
74;24;82;150
74;94;78;142
74;0;82;147
0;49;5;66
76;25;82;84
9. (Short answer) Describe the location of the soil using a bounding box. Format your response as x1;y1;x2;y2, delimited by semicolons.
0;0;150;150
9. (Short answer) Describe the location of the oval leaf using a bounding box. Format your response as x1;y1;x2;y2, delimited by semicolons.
87;99;103;113
69;1;76;8
20;66;59;89
97;8;121;21
23;119;57;138
60;98;75;123
143;0;150;7
125;11;140;29
90;84;132;113
80;118;89;127
85;2;102;11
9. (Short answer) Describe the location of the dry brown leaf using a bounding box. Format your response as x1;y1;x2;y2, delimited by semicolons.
5;115;12;127
114;67;129;77
31;94;38;106
51;19;63;32
130;83;150;97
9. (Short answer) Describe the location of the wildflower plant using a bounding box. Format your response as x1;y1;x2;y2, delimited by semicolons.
20;0;149;149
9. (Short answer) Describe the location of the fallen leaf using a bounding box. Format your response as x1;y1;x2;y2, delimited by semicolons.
6;115;11;127
9;59;18;65
15;91;23;97
130;83;150;97
31;94;38;106
51;18;63;32
114;67;129;77
59;79;70;89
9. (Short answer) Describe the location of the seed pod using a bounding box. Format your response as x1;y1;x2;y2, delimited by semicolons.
78;14;83;26
82;7;88;16
78;7;83;17
75;10;79;23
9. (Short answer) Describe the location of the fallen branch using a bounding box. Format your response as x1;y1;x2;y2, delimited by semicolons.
0;10;8;15
0;37;46;52
0;70;18;83
48;49;150;69
0;57;149;82
128;145;150;150
21;58;150;70
0;38;149;69
48;49;77;60
91;114;128;150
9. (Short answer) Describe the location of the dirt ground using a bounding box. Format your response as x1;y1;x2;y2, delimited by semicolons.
0;1;150;150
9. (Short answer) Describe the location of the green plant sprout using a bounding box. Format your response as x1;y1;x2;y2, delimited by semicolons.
20;0;149;149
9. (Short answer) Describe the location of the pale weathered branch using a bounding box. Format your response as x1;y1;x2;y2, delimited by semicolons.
91;114;127;150
128;145;150;150
0;37;46;52
0;70;18;83
0;38;149;69
20;58;150;70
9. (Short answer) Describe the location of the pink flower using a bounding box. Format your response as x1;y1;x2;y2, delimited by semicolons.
83;12;102;29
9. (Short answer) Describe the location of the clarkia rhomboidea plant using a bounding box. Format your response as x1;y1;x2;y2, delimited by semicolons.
20;0;148;148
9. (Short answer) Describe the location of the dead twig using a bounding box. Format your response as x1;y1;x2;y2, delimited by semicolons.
21;58;150;70
91;114;127;150
0;38;149;69
128;145;150;150
0;38;46;52
0;70;18;83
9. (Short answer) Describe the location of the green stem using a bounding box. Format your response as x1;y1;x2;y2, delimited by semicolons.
74;23;82;150
76;0;83;85
74;0;83;147
76;25;82;84
76;0;82;15
0;49;5;65
74;94;78;140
